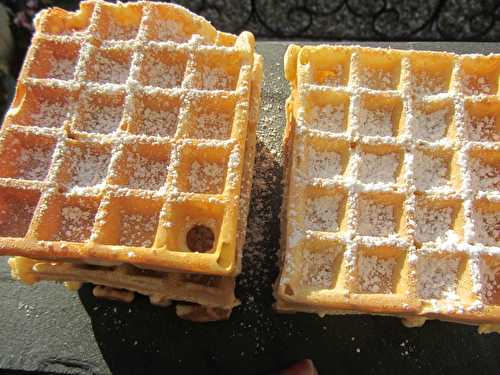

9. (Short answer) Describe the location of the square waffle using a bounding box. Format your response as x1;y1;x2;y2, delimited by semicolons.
276;44;500;332
0;0;263;278
8;51;263;321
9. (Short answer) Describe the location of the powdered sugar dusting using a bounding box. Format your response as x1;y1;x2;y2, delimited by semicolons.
48;58;77;80
413;73;448;96
414;151;451;191
358;108;394;137
478;258;500;304
192;112;232;140
415;204;454;243
125;153;169;191
14;143;55;181
140;107;178;137
91;52;130;84
65;146;111;188
358;198;396;237
471;209;500;246
188;161;225;194
358;255;397;293
201;67;236;91
119;212;159;247
414;108;450;141
30;101;73;129
463;75;493;96
465;114;499;142
141;57;184;88
308;148;342;179
301;250;336;288
0;193;38;237
358;152;399;184
359;68;394;90
470;157;500;192
55;205;96;242
305;195;342;232
78;104;123;134
306;104;345;133
417;255;460;300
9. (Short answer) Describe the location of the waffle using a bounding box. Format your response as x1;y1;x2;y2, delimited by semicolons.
276;44;500;332
6;8;263;320
0;0;261;277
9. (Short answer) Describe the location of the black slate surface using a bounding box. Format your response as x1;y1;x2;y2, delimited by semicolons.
1;42;500;375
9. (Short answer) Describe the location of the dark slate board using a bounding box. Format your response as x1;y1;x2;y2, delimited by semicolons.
1;42;500;375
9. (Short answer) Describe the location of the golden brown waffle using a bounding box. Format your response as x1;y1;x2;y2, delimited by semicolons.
0;0;261;277
276;44;500;332
8;52;263;321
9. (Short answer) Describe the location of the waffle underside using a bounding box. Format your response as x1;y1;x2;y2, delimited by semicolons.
0;0;258;276
276;44;500;331
8;53;263;321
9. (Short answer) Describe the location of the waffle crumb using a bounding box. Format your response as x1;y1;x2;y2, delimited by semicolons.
358;255;396;293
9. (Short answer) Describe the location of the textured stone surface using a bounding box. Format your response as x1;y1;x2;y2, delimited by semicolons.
49;0;500;41
2;42;500;375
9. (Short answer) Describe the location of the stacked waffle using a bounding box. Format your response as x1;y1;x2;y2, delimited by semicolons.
0;0;263;321
276;44;500;332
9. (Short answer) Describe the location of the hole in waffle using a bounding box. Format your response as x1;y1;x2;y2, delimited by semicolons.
469;149;500;193
39;3;94;36
177;145;229;194
478;255;500;305
464;99;500;142
0;130;57;181
138;48;188;89
357;144;403;185
356;246;406;294
9;85;77;129
85;47;132;85
186;225;215;252
193;52;243;91
146;4;216;43
160;199;223;253
408;52;453;96
358;94;403;137
306;137;349;180
416;252;464;300
304;187;347;233
131;91;180;138
299;240;345;290
183;95;236;140
94;195;162;248
357;50;401;90
108;143;171;191
0;187;40;237
28;39;81;81
73;90;125;135
35;194;100;243
55;140;112;190
357;193;405;237
461;56;500;96
304;91;349;133
471;199;500;247
413;100;455;142
299;46;351;87
414;148;458;192
95;2;143;41
415;196;463;245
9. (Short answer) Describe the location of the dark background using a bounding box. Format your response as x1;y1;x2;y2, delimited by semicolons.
0;2;500;375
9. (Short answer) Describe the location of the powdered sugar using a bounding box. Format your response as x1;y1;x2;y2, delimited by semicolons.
359;68;394;90
417;255;460;299
15;143;55;181
358;108;394;137
78;104;123;134
188;161;225;194
307;148;342;179
471;209;500;246
306;104;345;133
140;107;178;137
201;67;236;91
414;108;450;141
141;57;185;88
301;250;336;288
56;205;96;242
65;146;111;188
478;258;500;304
30;101;73;129
463;75;493;96
48;58;77;80
305;195;342;232
470;157;500;192
358;198;397;236
192;112;232;140
0;192;38;237
358;255;397;293
125;153;169;190
413;73;448;96
465;114;499;142
119;212;159;247
415;204;454;243
358;152;399;184
414;151;451;191
90;52;130;84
